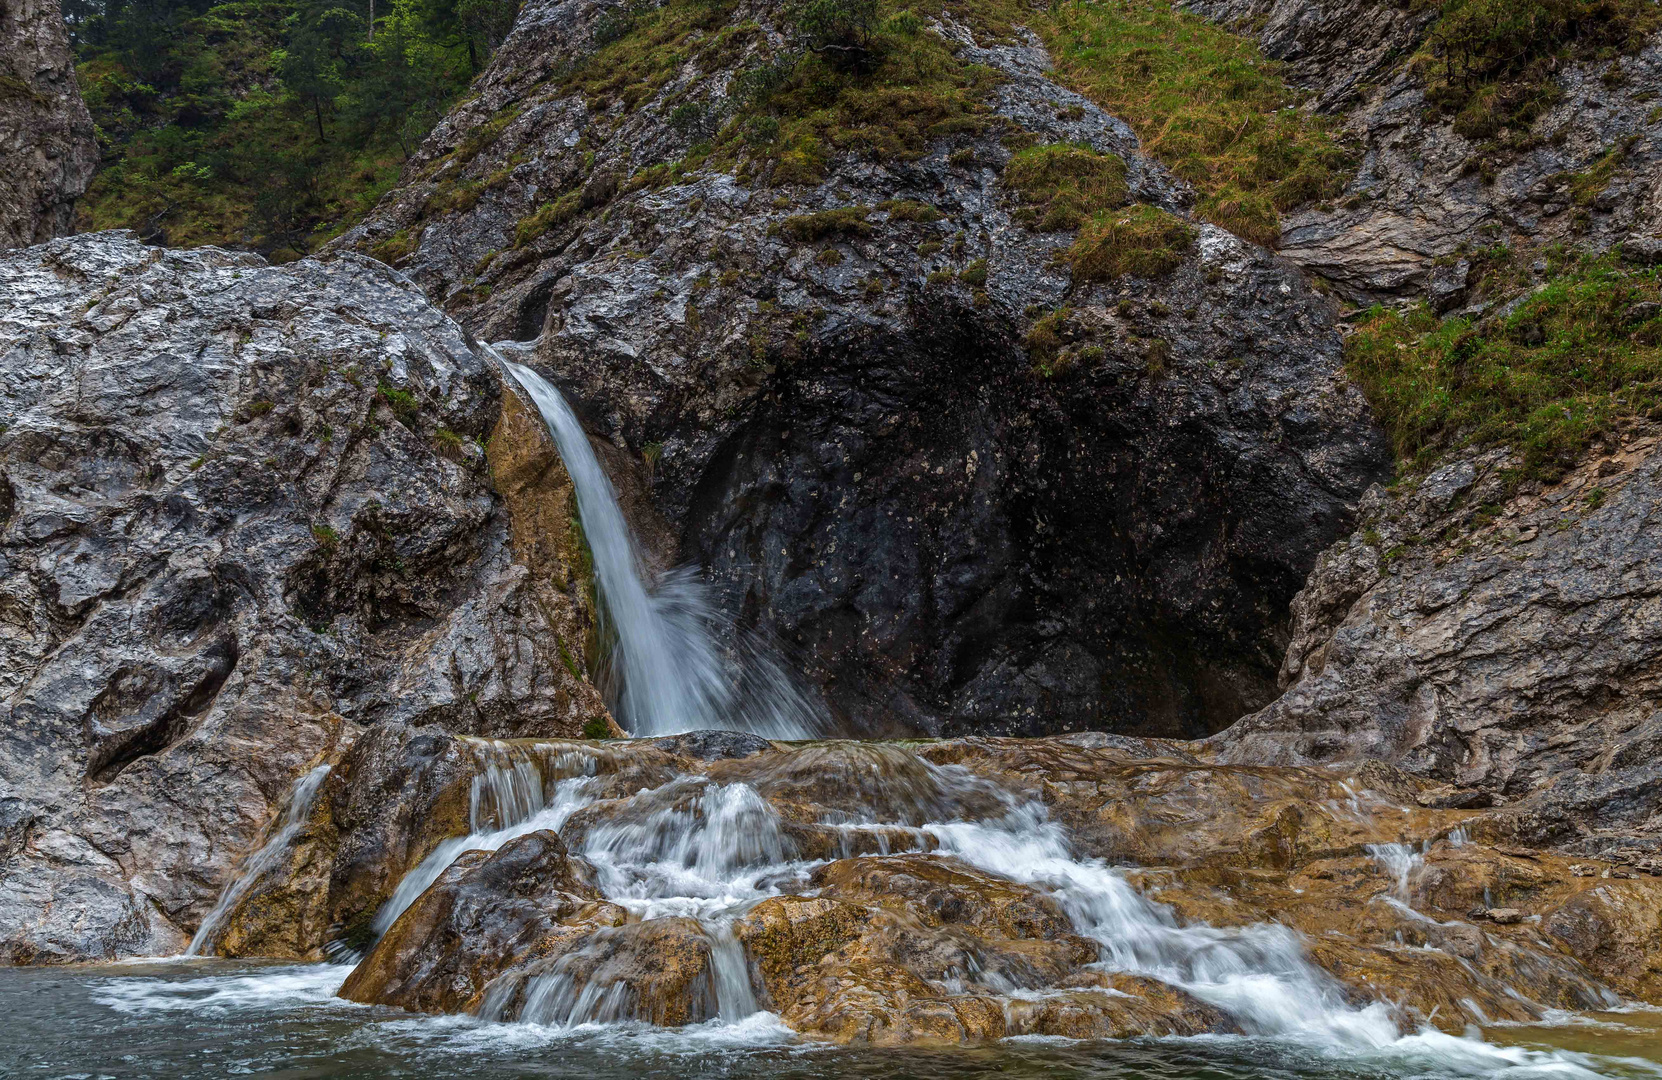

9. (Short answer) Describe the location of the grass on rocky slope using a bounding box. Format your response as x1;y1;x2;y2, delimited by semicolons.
1027;0;1352;247
558;0;1352;249
1411;0;1662;143
1346;254;1662;482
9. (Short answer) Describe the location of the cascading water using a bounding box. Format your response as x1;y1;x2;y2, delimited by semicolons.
131;357;1651;1078
186;764;332;957
369;741;610;939
492;345;822;740
341;739;1622;1074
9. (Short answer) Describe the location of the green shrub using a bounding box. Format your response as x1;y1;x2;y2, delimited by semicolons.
377;382;420;420
582;716;612;739
1002;143;1128;231
1415;0;1660;136
1065;204;1194;281
958;257;989;285
788;0;883;71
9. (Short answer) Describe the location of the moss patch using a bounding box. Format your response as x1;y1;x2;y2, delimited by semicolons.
1002;143;1129;231
775;205;874;242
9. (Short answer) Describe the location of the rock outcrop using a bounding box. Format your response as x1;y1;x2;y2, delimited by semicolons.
1189;0;1662;301
0;0;96;249
333;0;1391;739
0;233;607;963
1211;429;1662;859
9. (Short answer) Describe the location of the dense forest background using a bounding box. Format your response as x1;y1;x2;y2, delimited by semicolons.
65;0;518;255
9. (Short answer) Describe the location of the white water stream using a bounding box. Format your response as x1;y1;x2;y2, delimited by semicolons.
166;357;1641;1077
187;764;332;956
494;347;821;740
356;740;1619;1076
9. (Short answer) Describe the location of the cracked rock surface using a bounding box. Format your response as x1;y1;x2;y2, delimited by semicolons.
1211;429;1662;858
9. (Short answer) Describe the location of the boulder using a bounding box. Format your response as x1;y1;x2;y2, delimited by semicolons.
338;829;619;1013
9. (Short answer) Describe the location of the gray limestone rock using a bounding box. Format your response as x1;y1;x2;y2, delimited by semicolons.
1189;0;1662;301
0;232;603;962
1211;429;1662;854
333;2;1391;739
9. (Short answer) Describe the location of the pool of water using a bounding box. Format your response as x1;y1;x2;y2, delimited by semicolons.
6;959;1662;1080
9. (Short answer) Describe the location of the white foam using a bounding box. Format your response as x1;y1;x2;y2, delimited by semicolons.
93;963;354;1015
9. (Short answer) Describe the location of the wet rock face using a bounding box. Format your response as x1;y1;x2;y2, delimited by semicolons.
1210;432;1662;857
0;234;605;963
0;0;96;249
337;1;1390;739
1189;1;1662;301
339;829;619;1013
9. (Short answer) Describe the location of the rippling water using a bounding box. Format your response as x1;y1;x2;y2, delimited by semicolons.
6;959;1662;1079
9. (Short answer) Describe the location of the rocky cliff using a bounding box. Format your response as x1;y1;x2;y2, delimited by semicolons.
1189;0;1662;303
0;0;95;249
1211;429;1662;861
332;0;1392;739
0;233;606;962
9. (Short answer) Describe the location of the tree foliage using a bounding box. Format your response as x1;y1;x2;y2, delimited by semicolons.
69;0;518;255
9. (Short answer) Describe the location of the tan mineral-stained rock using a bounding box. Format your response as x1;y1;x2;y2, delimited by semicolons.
475;916;723;1026
339;829;617;1013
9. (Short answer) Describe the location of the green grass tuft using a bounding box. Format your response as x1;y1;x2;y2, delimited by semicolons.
1002;143;1128;231
775;205;874;242
1346;255;1662;482
1064;204;1194;281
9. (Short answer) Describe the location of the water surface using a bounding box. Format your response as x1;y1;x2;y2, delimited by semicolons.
6;959;1661;1080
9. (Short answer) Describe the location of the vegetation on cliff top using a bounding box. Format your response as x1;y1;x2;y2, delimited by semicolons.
66;0;1352;256
1347;253;1662;482
1030;0;1350;246
612;0;1353;246
65;0;516;255
1410;0;1662;142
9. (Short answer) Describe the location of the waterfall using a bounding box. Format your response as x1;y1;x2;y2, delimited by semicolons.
493;348;822;739
1366;842;1425;905
187;765;332;957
